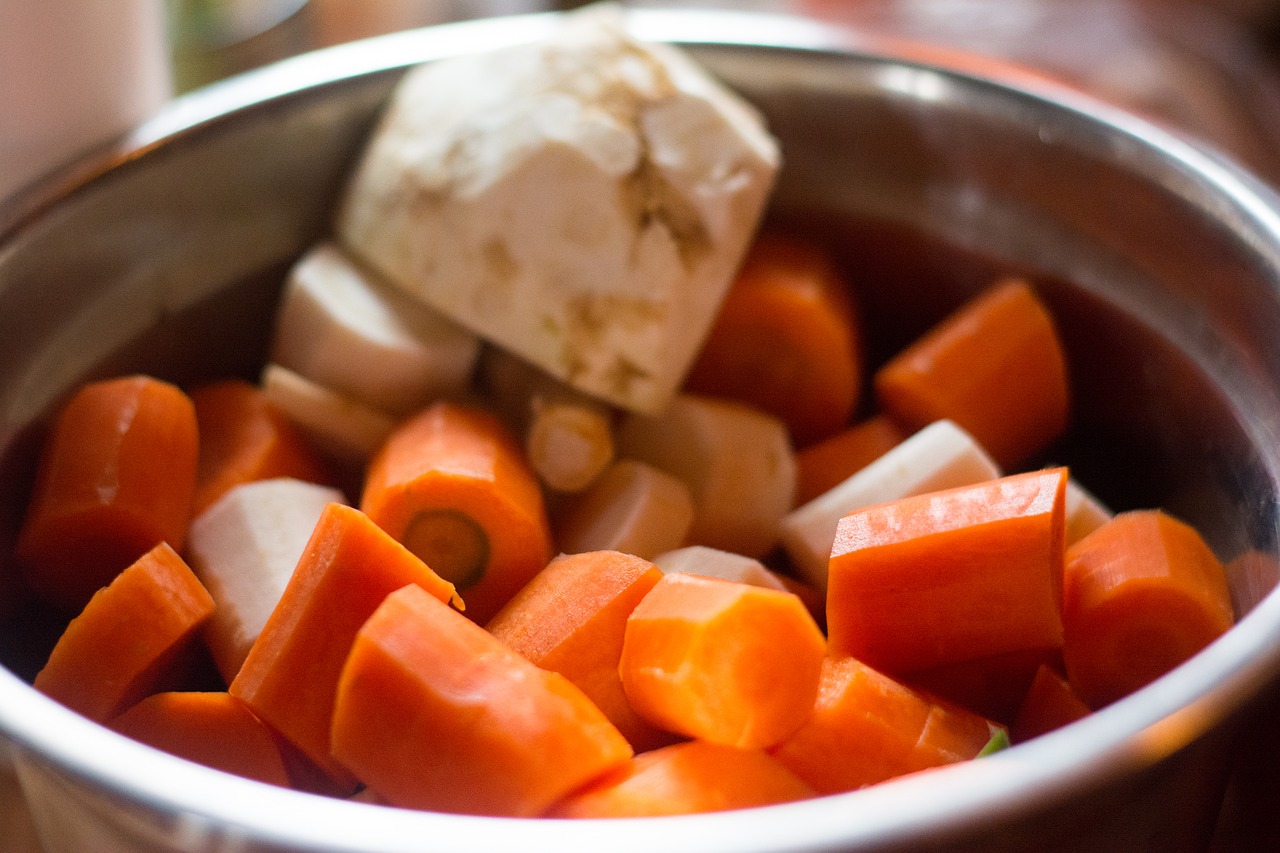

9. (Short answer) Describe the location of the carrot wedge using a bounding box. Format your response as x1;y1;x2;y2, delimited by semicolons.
546;740;814;818
873;278;1069;469
619;573;825;749
34;543;214;722
332;584;633;817
1010;664;1092;743
826;467;1067;674
1061;510;1234;708
771;656;1000;794
17;375;199;611
794;415;906;506
361;400;553;624
109;692;292;787
684;233;863;446
486;550;674;752
229;502;457;790
190;378;332;516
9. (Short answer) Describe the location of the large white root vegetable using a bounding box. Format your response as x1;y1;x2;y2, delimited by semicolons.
335;4;780;414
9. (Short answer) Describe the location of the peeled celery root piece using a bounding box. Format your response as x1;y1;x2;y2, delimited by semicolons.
335;5;780;414
617;395;796;559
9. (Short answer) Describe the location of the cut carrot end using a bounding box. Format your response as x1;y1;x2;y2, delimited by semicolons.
332;584;632;817
1010;664;1091;743
1062;510;1233;708
619;573;825;749
361;401;553;624
546;740;814;818
34;542;214;723
827;467;1067;674
229;502;457;790
873;278;1069;469
109;691;292;788
17;375;199;611
771;656;1001;795
401;507;490;590
487;550;675;753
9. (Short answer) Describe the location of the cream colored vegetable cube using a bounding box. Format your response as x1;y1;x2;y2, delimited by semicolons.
335;5;779;414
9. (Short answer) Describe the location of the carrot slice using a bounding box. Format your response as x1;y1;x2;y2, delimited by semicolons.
34;543;214;722
16;375;199;611
109;691;292;787
618;573;825;749
873;278;1069;469
685;233;863;446
486;550;675;752
332;584;632;817
228;502;457;789
1010;664;1092;743
1061;510;1234;708
190;378;331;516
361;400;553;624
794;415;906;505
826;467;1067;674
546;740;814;818
771;656;1000;794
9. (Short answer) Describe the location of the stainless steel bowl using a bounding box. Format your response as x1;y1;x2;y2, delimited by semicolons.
4;8;1280;852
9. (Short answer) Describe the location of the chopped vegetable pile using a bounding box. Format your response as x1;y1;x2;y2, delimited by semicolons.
10;3;1243;822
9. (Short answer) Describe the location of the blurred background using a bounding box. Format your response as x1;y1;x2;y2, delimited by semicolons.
5;0;1280;203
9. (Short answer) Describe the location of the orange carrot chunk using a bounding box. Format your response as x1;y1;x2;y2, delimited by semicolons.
619;573;825;750
34;543;214;722
190;378;331;516
361;400;553;624
1010;664;1092;743
487;551;676;753
771;656;1001;794
229;502;457;790
17;375;199;611
331;583;632;817
873;278;1069;469
546;740;814;818
827;467;1067;675
794;415;907;505
904;646;1063;726
685;233;863;446
1061;510;1234;709
109;691;292;787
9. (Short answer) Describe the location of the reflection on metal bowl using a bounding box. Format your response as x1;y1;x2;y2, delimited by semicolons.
3;7;1280;852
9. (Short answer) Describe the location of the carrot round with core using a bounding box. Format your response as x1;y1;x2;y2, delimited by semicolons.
34;542;214;723
108;692;292;787
1061;510;1234;709
770;656;1001;794
545;740;814;818
794;415;906;505
16;375;199;611
361;400;553;624
684;233;863;446
487;550;675;752
229;502;457;790
618;573;825;750
826;467;1067;675
331;583;633;817
190;378;331;516
873;278;1069;469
